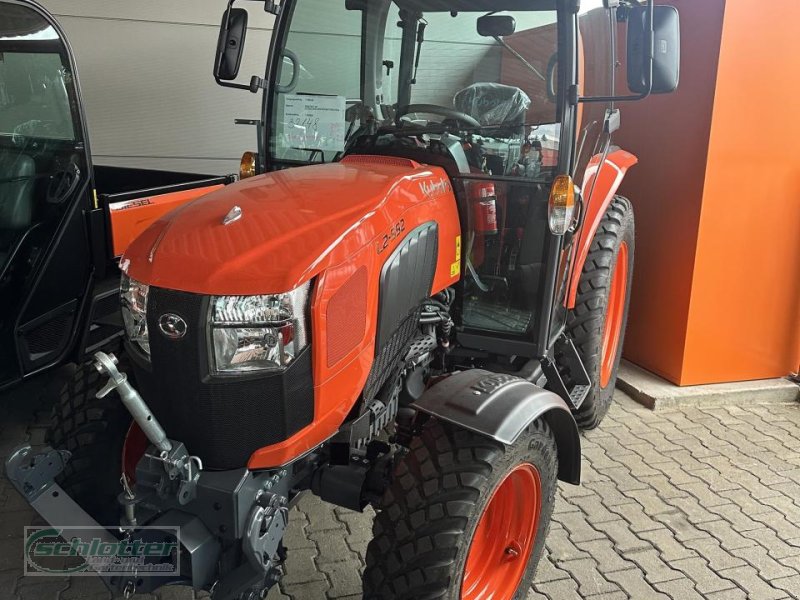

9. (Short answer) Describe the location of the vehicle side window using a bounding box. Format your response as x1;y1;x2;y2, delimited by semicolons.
573;6;616;188
0;3;87;281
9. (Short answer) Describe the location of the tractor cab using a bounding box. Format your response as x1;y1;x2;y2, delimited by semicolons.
216;0;680;363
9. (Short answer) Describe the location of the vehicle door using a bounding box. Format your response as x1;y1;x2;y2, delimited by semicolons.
0;0;96;386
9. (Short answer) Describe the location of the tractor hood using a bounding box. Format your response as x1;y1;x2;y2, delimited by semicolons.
123;158;442;296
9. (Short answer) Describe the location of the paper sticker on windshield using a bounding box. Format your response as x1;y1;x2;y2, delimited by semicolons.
282;94;346;153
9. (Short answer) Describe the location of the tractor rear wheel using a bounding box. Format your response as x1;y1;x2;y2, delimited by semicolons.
45;352;132;525
567;196;635;429
363;418;558;600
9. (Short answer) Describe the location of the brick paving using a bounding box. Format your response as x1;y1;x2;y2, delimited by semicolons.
1;381;800;600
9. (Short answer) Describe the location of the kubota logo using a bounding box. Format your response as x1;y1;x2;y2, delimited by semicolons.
158;313;187;340
419;178;451;198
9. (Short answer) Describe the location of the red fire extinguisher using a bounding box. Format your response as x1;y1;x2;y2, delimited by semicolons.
472;182;498;235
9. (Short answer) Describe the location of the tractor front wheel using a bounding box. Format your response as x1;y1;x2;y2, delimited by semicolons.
567;195;635;429
363;418;558;600
45;352;133;525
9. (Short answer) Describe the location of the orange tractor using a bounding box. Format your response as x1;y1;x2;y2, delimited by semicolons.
7;0;680;598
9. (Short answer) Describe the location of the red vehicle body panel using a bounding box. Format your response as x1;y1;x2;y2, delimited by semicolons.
123;156;462;469
566;149;638;309
108;185;224;257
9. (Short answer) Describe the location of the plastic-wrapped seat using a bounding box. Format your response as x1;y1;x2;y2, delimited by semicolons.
453;83;531;131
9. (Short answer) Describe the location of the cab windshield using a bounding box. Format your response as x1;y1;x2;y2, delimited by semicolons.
270;0;560;181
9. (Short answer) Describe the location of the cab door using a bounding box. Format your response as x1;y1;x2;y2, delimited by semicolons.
0;0;96;387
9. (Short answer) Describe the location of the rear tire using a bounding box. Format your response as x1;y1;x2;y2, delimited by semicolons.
363;418;558;600
567;196;635;429
45;352;132;525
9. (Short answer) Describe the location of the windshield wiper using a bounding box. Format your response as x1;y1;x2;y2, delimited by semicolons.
493;35;546;81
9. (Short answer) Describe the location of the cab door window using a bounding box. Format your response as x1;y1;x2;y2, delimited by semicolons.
0;3;85;278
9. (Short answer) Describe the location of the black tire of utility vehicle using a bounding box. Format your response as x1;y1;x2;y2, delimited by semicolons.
45;354;133;525
567;196;635;430
363;418;558;600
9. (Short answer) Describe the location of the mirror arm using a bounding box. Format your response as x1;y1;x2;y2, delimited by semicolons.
577;0;654;104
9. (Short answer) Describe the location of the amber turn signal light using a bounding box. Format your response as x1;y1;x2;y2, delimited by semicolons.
239;151;258;180
548;175;576;235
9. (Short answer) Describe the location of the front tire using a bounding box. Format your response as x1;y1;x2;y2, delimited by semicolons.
363;418;558;600
567;196;635;429
45;353;133;525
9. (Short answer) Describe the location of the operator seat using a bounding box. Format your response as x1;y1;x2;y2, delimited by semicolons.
454;83;531;131
0;149;36;267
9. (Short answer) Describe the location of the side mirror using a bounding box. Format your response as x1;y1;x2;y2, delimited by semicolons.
627;5;680;94
477;15;516;38
214;7;248;81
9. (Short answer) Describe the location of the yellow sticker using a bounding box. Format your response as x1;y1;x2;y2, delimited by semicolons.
450;235;462;277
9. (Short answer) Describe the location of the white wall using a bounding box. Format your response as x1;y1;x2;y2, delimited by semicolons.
40;1;275;175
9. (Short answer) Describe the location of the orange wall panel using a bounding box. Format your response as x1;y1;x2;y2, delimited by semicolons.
681;0;800;384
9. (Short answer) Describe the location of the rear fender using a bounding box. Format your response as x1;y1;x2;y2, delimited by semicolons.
412;370;581;484
566;149;638;309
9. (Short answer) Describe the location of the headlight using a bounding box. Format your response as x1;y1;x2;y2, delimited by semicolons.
120;274;150;356
210;283;310;374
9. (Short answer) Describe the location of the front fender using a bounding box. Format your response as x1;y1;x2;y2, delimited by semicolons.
412;370;581;484
567;149;638;309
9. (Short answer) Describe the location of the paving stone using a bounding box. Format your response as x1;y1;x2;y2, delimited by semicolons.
771;574;800;599
719;565;790;600
670;557;738;595
653;576;706;600
308;530;358;565
534;553;571;583
743;527;800;561
603;568;670;599
695;519;759;552
607;501;665;534
704;587;749;600
281;547;327;586
317;561;363;597
532;576;581;599
555;558;621;597
58;575;112;600
591;520;650;554
154;587;194;600
681;536;746;572
545;527;591;563
573;540;634;574
638;527;697;563
624;548;684;584
730;545;796;581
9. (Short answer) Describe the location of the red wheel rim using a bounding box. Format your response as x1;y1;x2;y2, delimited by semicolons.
600;242;629;388
122;421;147;484
462;463;542;600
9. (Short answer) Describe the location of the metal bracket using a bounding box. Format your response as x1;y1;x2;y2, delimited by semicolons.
5;446;71;501
243;492;289;572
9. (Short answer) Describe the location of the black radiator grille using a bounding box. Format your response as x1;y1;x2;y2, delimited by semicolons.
132;287;314;470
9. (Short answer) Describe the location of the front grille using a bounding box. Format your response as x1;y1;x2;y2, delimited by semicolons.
132;287;314;470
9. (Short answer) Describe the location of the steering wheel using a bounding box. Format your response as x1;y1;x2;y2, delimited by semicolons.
396;104;482;129
47;161;81;205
